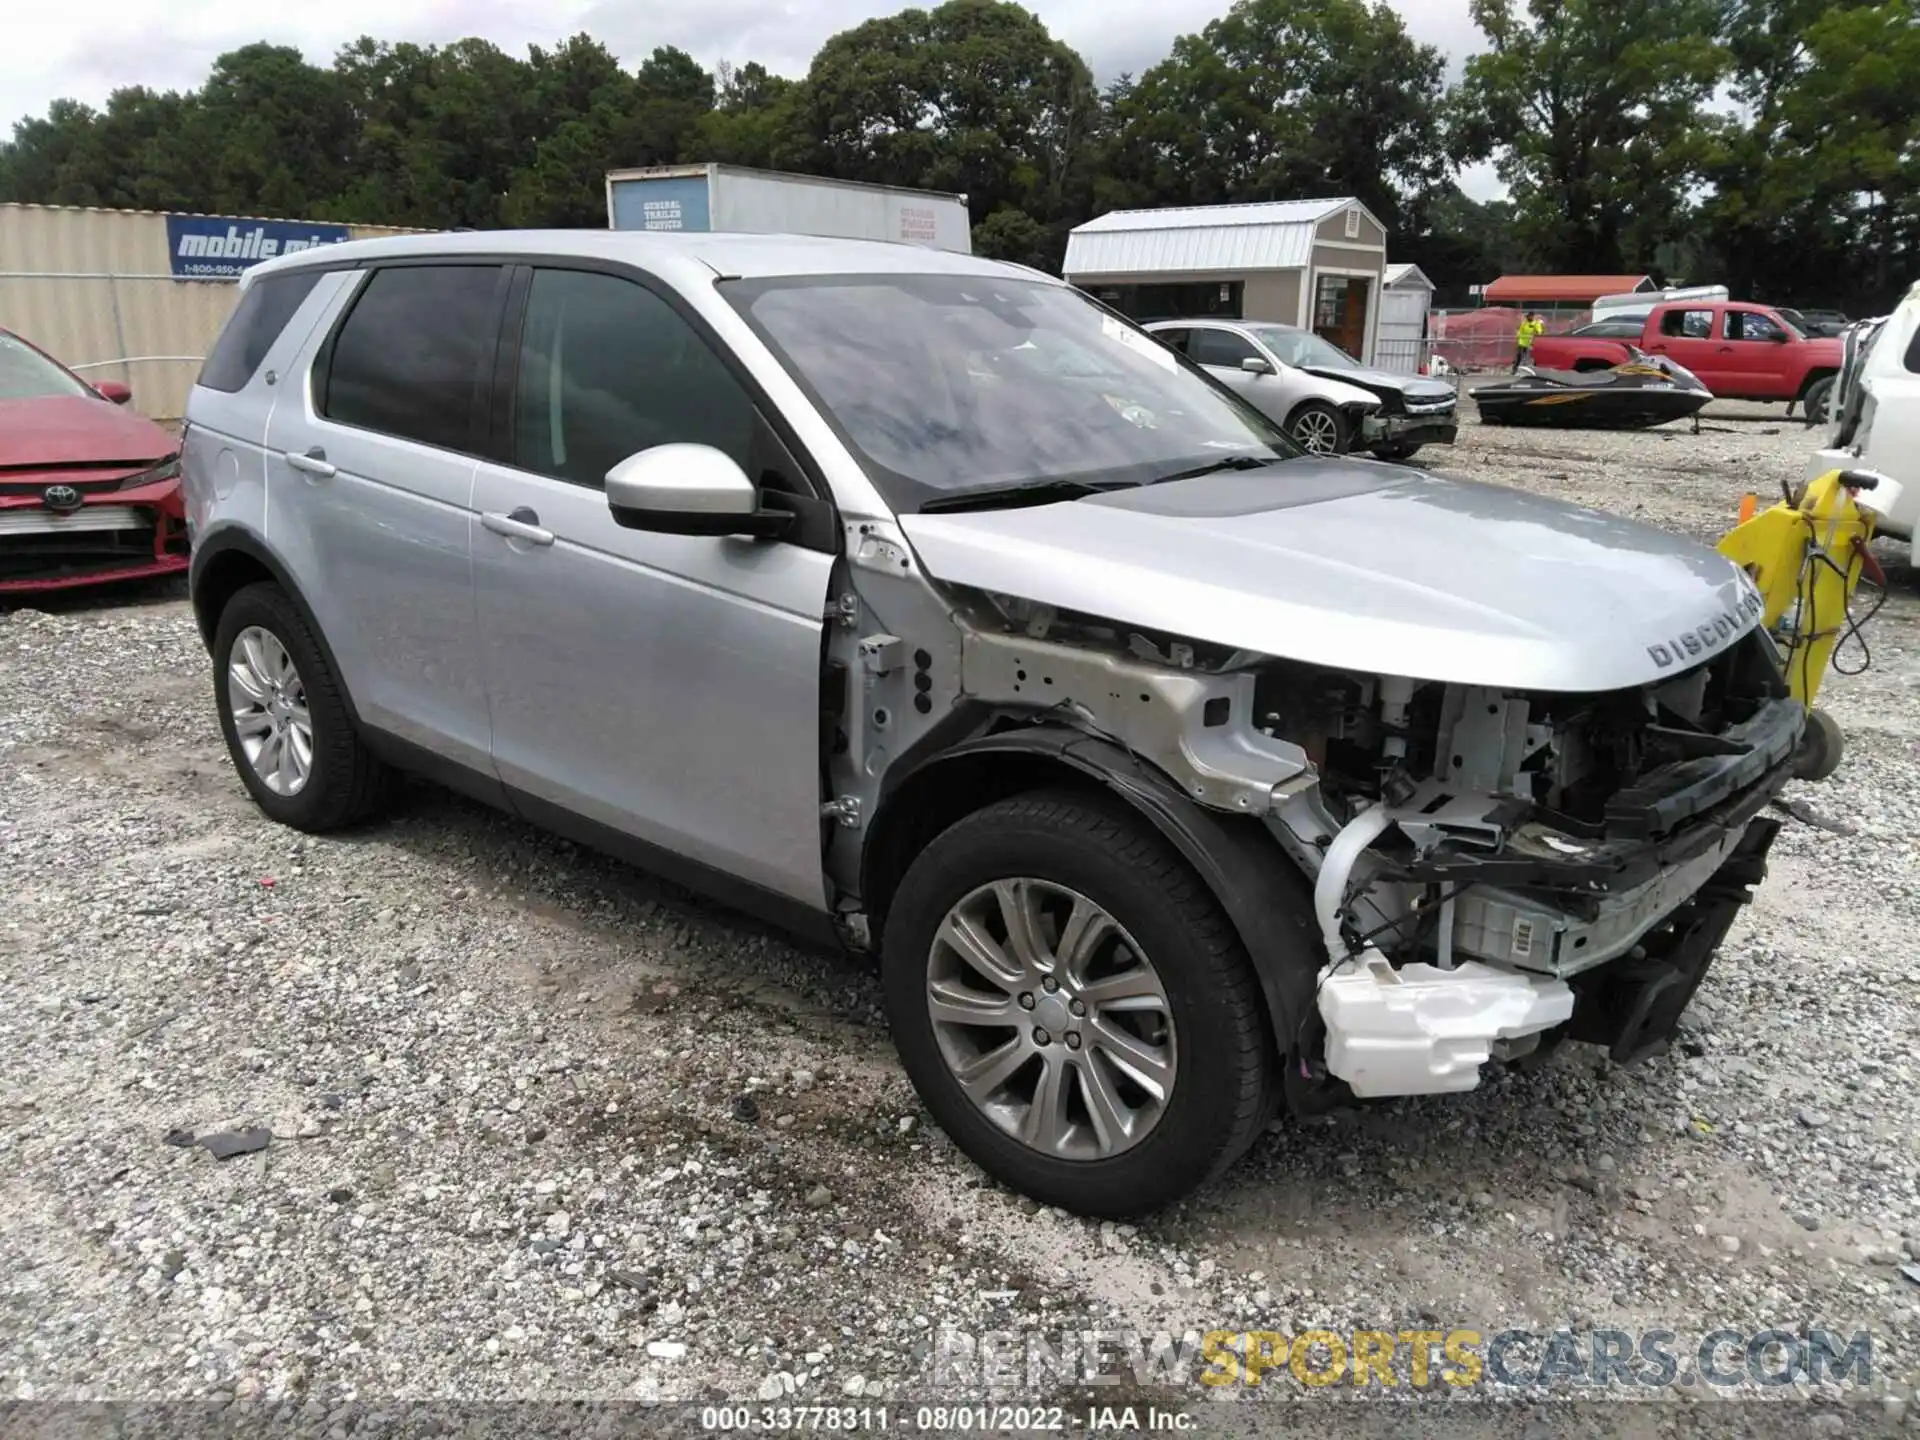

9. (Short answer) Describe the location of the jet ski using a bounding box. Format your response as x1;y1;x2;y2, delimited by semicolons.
1473;351;1713;430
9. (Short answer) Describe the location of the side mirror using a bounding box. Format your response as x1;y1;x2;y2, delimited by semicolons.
1771;331;1791;343
604;443;792;540
94;380;132;405
1240;356;1274;375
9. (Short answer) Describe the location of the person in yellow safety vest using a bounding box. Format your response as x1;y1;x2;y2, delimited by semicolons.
1514;312;1545;371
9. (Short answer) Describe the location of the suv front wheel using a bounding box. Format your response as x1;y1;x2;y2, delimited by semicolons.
1286;400;1346;455
212;581;389;831
882;790;1274;1217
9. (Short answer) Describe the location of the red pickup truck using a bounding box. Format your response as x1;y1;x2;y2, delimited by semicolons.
1528;301;1843;417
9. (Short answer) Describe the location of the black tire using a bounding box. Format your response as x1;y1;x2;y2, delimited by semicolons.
1793;707;1844;783
881;790;1275;1217
1371;442;1423;462
212;581;389;831
1802;376;1835;428
1286;401;1347;455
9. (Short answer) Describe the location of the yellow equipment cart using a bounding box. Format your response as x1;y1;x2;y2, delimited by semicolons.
1716;467;1899;781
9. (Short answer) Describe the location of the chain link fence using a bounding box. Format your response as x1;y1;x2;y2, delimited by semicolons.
1428;306;1597;375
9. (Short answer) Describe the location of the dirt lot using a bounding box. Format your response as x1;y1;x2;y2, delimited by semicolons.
3;403;1917;1434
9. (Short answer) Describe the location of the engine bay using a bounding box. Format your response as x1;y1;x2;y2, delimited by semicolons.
958;592;1799;978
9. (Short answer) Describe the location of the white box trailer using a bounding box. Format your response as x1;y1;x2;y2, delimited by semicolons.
1591;284;1728;319
605;164;972;253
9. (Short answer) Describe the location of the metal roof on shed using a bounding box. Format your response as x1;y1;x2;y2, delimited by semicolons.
1064;198;1376;277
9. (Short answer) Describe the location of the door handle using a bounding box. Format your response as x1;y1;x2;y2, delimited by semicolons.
481;507;554;546
284;447;335;478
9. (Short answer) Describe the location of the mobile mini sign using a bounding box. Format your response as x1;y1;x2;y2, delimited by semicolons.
165;214;352;280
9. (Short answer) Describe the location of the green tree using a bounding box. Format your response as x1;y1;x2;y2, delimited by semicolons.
1779;0;1920;297
1698;0;1867;304
1397;183;1524;298
973;207;1050;267
698;61;796;168
789;0;1099;230
504;36;635;227
330;38;440;221
0;99;110;205
408;39;536;227
1104;0;1449;235
620;46;715;167
1453;0;1728;272
190;43;358;217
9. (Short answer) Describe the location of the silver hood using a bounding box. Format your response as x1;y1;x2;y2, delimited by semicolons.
900;460;1764;692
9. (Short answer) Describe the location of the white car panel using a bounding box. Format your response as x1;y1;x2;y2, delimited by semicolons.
1812;286;1920;553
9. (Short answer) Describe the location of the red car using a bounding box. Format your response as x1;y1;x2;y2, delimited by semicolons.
1;327;187;595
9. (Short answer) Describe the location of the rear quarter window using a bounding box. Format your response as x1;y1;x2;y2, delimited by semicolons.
197;270;324;394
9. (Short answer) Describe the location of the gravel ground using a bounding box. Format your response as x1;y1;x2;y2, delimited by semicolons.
2;405;1917;1435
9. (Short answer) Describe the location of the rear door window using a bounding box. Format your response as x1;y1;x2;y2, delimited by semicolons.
1662;310;1714;339
321;265;504;452
1190;328;1260;368
198;271;324;393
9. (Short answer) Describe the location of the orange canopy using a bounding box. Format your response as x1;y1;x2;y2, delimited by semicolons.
1483;275;1653;304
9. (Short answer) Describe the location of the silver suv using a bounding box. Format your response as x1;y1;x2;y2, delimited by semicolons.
183;232;1803;1217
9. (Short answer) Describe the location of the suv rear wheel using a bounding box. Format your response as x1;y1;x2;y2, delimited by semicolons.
213;582;389;831
882;790;1273;1217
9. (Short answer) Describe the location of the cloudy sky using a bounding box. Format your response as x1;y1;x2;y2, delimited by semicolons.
6;0;1499;193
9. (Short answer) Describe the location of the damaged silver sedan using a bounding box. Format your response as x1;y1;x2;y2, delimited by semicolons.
184;232;1802;1218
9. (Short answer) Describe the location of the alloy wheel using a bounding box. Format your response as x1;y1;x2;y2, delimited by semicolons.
925;878;1176;1161
1291;409;1340;454
226;625;313;796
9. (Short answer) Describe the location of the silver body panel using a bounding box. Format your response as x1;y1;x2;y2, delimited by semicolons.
265;271;495;773
899;463;1763;693
179;272;354;557
469;458;833;905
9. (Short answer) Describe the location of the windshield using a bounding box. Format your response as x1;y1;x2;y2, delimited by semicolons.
0;332;92;401
1245;325;1360;370
725;274;1301;510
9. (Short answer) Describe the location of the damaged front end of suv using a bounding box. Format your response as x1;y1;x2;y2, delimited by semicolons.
730;264;1805;1215
847;466;1802;1118
947;600;1794;1107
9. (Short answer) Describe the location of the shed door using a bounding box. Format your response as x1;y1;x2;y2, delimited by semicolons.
1377;286;1430;374
1314;275;1371;360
